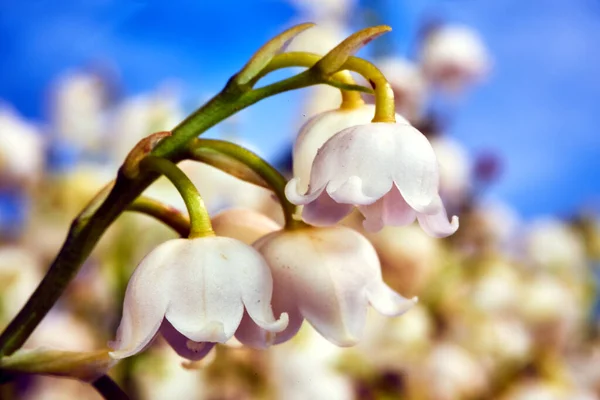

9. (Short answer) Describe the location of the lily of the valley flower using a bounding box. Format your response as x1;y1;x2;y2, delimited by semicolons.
109;236;288;361
286;122;459;237
293;104;406;194
240;226;416;347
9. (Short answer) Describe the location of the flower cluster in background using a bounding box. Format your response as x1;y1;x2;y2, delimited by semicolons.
0;0;599;399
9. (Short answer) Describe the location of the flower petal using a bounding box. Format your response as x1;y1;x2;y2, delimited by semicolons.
234;312;271;349
160;320;216;361
164;238;246;343
285;178;326;205
416;198;459;238
256;227;382;347
389;124;441;213
301;190;354;226
366;281;418;316
304;284;367;347
383;184;418;225
327;176;387;205
359;200;385;232
292;105;378;193
109;240;176;359
273;309;304;345
359;185;417;232
307;124;396;202
222;239;288;334
235;309;303;348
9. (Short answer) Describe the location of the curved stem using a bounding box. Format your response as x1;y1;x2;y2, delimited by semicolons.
341;56;396;123
151;69;316;158
250;52;364;109
259;52;396;123
186;139;301;229
127;196;190;237
190;147;269;190
0;68;321;357
139;156;212;238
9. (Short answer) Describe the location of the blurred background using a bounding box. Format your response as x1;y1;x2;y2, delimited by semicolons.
0;0;600;399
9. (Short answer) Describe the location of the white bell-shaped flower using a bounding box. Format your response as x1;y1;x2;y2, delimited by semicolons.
241;226;416;347
286;122;459;237
293;104;408;193
109;236;288;361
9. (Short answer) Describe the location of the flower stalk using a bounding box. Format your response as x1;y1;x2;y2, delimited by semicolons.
255;51;395;122
248;51;367;109
138;156;212;238
127;196;190;237
341;56;396;123
186;139;302;229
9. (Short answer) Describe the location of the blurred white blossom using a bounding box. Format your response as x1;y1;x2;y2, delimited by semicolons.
420;25;490;91
375;57;428;122
51;72;107;152
525;218;587;277
0;107;45;186
413;341;489;400
110;86;182;163
271;326;352;400
0;246;43;325
430;135;471;208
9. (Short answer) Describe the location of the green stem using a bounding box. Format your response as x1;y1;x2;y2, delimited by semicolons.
151;70;315;158
139;156;212;238
0;68;320;358
0;171;150;358
188;146;269;190
186;139;301;229
340;56;395;123
127;196;190;237
259;52;396;123
250;52;364;109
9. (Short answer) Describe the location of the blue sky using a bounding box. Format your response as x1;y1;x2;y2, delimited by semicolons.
0;0;598;218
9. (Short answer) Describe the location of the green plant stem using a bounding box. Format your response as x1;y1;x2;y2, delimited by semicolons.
341;56;395;123
186;139;301;229
151;70;315;158
127;196;190;237
0;68;319;358
92;375;130;400
189;147;268;189
0;171;153;358
249;52;364;109
139;157;211;238
258;52;396;123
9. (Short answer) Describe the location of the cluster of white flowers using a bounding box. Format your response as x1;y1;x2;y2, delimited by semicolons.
110;94;458;362
1;14;599;400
